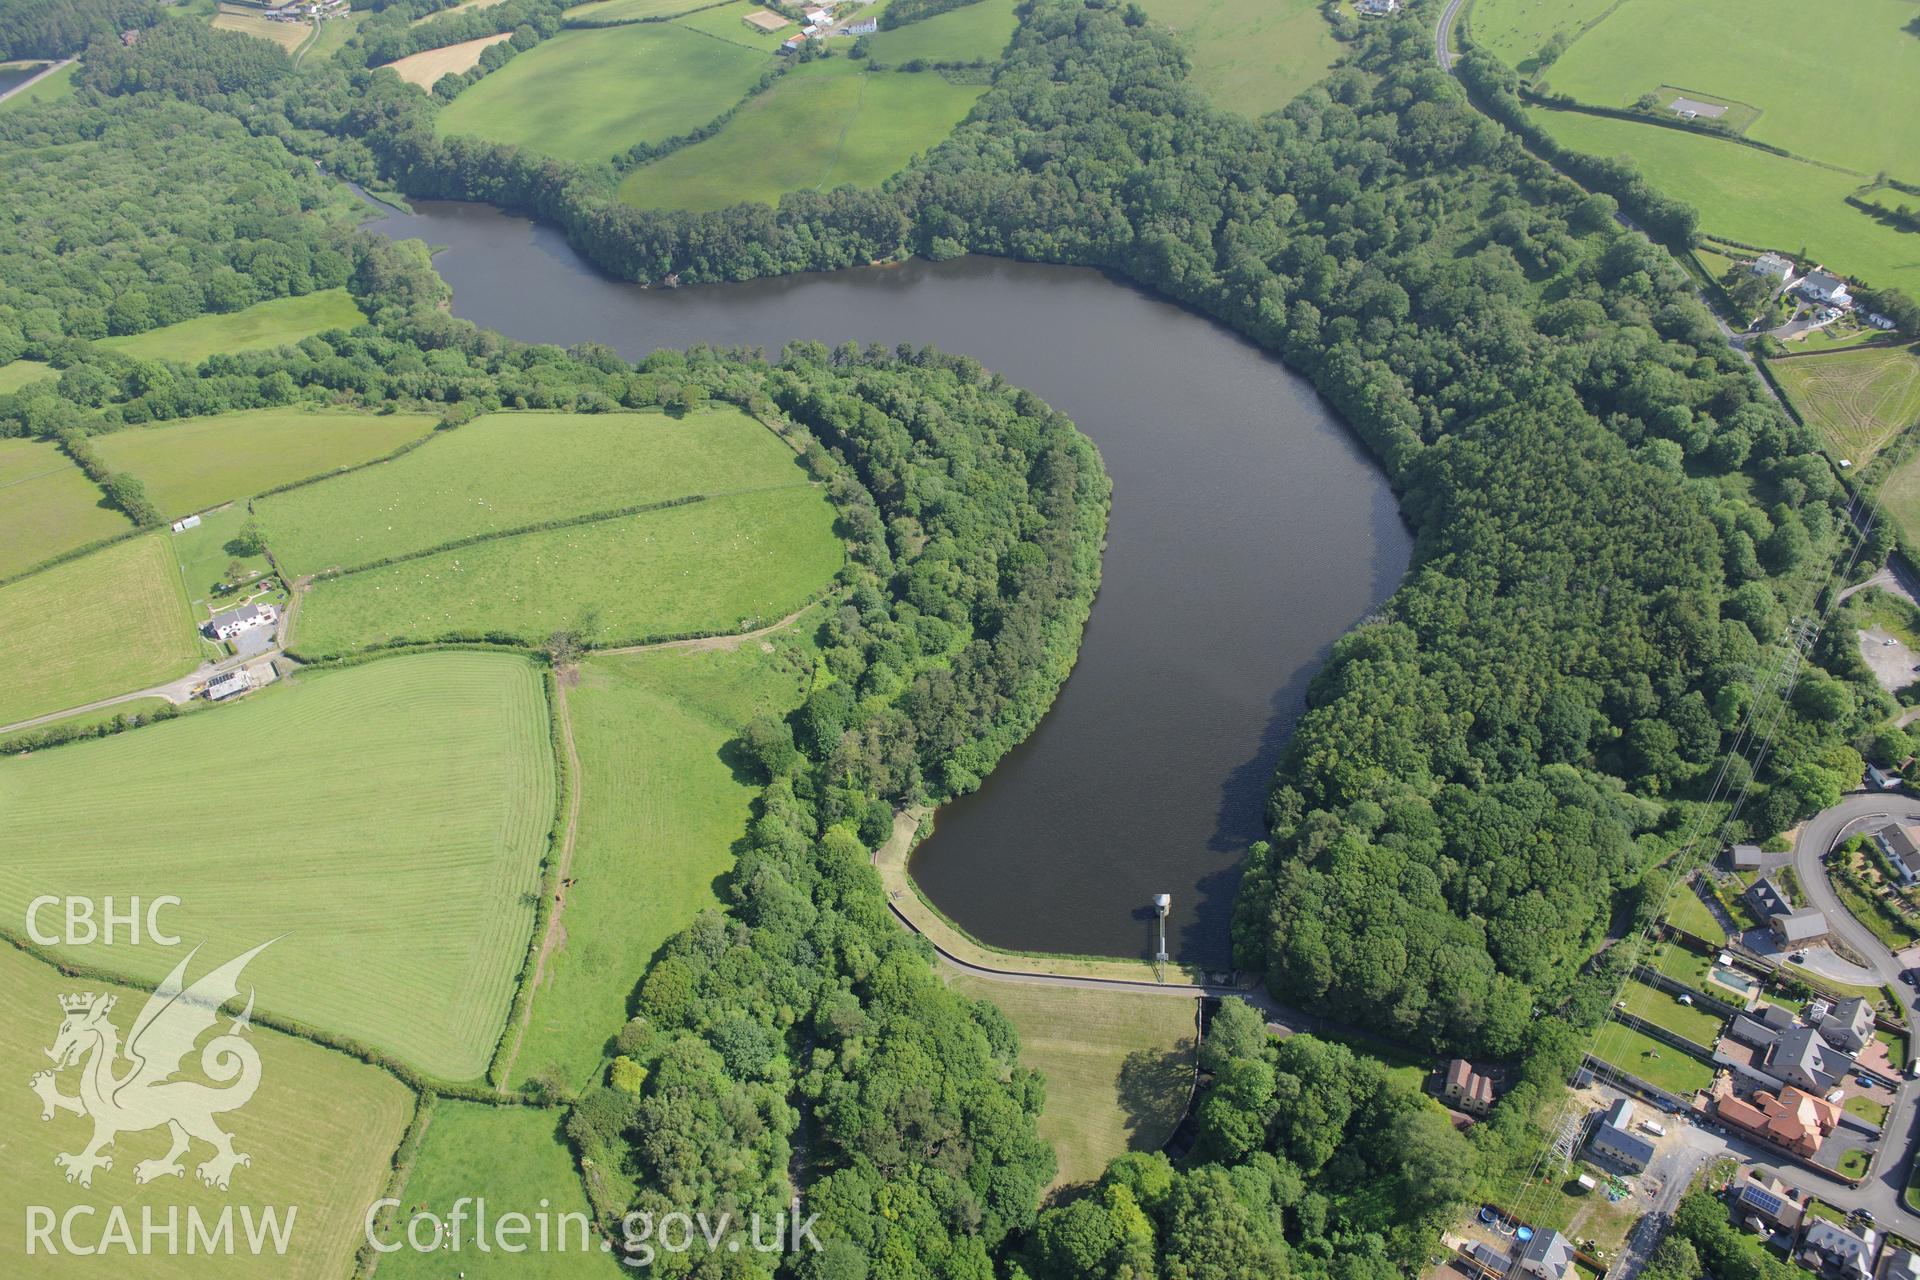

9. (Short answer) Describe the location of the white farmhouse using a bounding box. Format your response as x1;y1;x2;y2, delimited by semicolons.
1797;270;1853;307
205;602;277;642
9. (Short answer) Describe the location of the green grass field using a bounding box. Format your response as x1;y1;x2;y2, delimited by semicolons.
1466;0;1618;70
96;290;367;365
301;10;367;61
1619;977;1725;1046
433;24;769;163
0;651;557;1079
1867;440;1920;553
563;0;709;21
0;534;199;728
171;504;278;615
375;1102;622;1278
0;436;131;580
867;0;1016;64
292;485;842;653
947;974;1197;1189
0;358;55;392
512;635;817;1089
0;59;77;112
1663;881;1727;943
1534;0;1920;178
1527;108;1920;297
256;408;806;576
1647;940;1713;990
1770;344;1920;464
92;408;436;519
619;60;984;212
1137;0;1339;117
0;944;416;1279
670;0;795;49
1593;1020;1714;1095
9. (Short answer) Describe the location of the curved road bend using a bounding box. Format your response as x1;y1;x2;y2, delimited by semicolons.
1790;794;1920;1231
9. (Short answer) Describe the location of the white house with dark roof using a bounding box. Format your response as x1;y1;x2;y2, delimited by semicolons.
205;602;276;642
1874;823;1920;886
1799;270;1854;308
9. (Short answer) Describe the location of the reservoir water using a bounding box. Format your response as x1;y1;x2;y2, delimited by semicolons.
366;198;1411;967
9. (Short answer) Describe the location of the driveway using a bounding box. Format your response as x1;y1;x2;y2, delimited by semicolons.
1860;627;1920;694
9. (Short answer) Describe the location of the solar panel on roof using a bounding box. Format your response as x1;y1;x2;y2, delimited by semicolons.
1739;1186;1784;1215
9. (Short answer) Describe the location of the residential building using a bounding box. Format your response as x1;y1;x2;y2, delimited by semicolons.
1881;1247;1920;1280
1769;1025;1849;1092
1731;1177;1803;1233
844;15;876;33
1821;996;1877;1054
1586;1097;1653;1172
206;669;252;702
1516;1230;1576;1280
1356;0;1400;14
1751;252;1794;281
1772;908;1830;948
205;602;276;641
1715;1084;1839;1157
1440;1058;1496;1116
1802;1219;1878;1280
1747;876;1792;920
1874;823;1920;885
1799;270;1854;307
1461;1241;1514;1279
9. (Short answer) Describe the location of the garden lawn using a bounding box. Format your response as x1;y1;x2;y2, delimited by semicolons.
1664;882;1727;944
0;359;54;392
1847;1094;1890;1127
1536;0;1920;178
1593;1021;1713;1095
946;974;1198;1189
375;1102;622;1279
1136;0;1338;117
0;534;199;727
171;504;277;614
94;408;434;519
256;407;802;576
1771;344;1920;465
1619;977;1724;1046
512;635;817;1089
563;0;707;20
0;945;415;1280
96;290;367;364
0;436;130;579
1648;940;1712;990
866;0;1017;64
620;61;984;213
292;485;842;654
1466;0;1618;71
1524;108;1920;297
433;24;767;163
0;651;557;1080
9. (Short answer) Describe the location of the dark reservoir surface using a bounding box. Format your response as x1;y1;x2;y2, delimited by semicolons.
366;198;1412;967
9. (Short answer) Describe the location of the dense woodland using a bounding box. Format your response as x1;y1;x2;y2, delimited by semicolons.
1;0;1910;1271
0;0;156;59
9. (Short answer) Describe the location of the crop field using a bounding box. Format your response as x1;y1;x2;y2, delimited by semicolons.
1771;344;1920;464
255;408;804;576
293;484;842;653
563;0;710;21
0;945;415;1279
413;0;509;25
0;358;54;392
1592;1021;1714;1095
1466;0;1618;70
92;407;435;519
0;534;199;728
172;504;277;614
1526;109;1920;296
0;652;557;1079
947;974;1198;1189
1530;0;1919;178
620;61;983;212
96;289;368;365
513;636;817;1088
211;8;314;52
0;436;130;579
384;31;514;87
432;25;767;162
867;0;1017;65
1137;0;1338;117
376;1102;622;1278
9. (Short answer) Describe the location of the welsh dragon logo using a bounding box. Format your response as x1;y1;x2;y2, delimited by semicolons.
29;941;273;1192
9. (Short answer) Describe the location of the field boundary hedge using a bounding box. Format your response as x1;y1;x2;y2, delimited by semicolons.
248;413;467;504
562;0;730;29
354;1092;437;1279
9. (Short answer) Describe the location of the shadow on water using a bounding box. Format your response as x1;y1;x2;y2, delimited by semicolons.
359;195;1414;970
